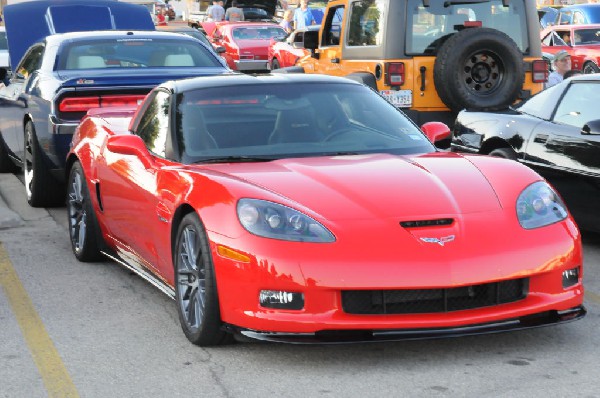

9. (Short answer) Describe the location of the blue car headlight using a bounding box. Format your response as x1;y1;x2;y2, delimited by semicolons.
516;182;568;229
237;199;335;242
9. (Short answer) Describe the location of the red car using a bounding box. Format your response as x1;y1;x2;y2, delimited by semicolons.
66;74;585;346
541;24;600;73
203;21;286;72
268;25;318;69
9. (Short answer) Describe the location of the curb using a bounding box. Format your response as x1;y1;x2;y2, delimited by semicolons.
0;184;24;229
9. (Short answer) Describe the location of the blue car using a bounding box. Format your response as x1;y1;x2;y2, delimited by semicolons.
0;0;230;207
555;3;600;25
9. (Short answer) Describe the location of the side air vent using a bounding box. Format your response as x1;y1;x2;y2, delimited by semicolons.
400;218;453;228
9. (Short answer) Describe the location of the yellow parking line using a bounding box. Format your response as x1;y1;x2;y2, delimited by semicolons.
0;244;79;398
586;291;600;305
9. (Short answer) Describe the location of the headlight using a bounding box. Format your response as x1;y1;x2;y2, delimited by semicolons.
516;182;568;229
237;199;335;242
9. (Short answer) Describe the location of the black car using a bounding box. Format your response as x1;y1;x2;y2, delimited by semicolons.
451;74;600;232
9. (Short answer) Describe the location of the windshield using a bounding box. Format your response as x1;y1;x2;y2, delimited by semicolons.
58;38;223;69
175;82;435;164
407;0;529;54
232;26;286;40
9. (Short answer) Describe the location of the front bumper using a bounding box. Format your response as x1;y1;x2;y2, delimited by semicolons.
229;306;586;344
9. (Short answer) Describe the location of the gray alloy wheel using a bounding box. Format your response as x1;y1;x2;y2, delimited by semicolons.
23;121;63;207
67;161;102;262
175;213;231;346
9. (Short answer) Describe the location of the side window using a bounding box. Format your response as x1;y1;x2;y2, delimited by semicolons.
294;32;304;46
573;11;585;25
321;5;344;46
16;44;45;79
135;90;171;158
553;83;600;128
347;0;383;47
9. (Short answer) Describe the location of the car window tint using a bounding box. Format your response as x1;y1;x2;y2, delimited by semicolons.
17;44;44;79
517;83;562;120
175;82;434;164
347;1;384;47
321;5;344;46
60;38;223;69
407;0;528;54
553;82;600;128
136;90;170;157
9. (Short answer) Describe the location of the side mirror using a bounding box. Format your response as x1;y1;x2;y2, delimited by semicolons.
106;134;154;169
421;121;451;146
214;46;226;54
581;119;600;135
303;30;318;51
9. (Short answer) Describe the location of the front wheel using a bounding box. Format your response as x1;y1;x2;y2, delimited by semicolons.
271;58;280;70
23;121;64;207
489;147;517;160
174;213;232;346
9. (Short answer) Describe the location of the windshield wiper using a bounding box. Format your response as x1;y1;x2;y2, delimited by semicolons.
195;155;274;164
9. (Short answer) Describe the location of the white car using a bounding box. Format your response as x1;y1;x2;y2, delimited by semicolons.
0;26;9;69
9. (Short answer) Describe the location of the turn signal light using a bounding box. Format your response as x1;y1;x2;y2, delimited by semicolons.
386;62;405;86
532;60;548;83
259;290;304;310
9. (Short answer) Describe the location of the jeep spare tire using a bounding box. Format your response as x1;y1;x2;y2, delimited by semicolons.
434;27;524;113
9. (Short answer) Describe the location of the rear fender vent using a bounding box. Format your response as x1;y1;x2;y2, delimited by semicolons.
400;218;454;228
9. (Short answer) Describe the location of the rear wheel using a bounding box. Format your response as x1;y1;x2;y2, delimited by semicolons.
174;213;232;346
23;121;64;207
582;61;599;74
67;161;103;262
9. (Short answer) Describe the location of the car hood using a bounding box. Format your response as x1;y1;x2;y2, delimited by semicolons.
225;0;277;17
3;0;154;70
204;152;503;221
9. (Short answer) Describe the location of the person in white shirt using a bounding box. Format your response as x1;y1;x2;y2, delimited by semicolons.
206;0;225;21
547;50;571;88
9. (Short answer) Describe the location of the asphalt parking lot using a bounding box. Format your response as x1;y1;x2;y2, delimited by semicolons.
1;172;599;397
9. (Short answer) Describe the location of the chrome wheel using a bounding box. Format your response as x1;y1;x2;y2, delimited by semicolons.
67;168;87;255
177;225;206;332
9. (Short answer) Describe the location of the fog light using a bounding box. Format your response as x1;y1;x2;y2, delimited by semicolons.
259;290;304;310
562;267;579;289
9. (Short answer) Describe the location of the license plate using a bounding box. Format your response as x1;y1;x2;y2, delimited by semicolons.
380;90;412;108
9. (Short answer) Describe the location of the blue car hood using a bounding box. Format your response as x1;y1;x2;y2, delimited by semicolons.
3;0;155;70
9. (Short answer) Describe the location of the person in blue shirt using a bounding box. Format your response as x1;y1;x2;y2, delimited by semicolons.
293;0;315;30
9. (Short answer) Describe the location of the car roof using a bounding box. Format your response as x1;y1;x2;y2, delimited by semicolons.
167;73;363;92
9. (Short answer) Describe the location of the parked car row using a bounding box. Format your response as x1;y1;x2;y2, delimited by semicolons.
0;0;588;347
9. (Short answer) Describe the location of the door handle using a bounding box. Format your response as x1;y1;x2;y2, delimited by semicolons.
330;58;340;64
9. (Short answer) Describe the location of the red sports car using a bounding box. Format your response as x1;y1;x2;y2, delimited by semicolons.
268;25;318;69
541;24;600;73
66;74;585;345
203;21;286;72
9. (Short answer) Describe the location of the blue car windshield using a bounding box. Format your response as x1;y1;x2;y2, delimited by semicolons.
175;82;435;164
59;38;223;69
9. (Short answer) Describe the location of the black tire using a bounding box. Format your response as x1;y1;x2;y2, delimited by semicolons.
174;213;232;346
23;121;64;207
345;72;378;91
489;147;517;160
271;58;280;70
0;136;18;173
582;61;599;74
67;161;103;262
434;28;524;113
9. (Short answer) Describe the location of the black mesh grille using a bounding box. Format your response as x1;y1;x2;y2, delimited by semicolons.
342;278;528;315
